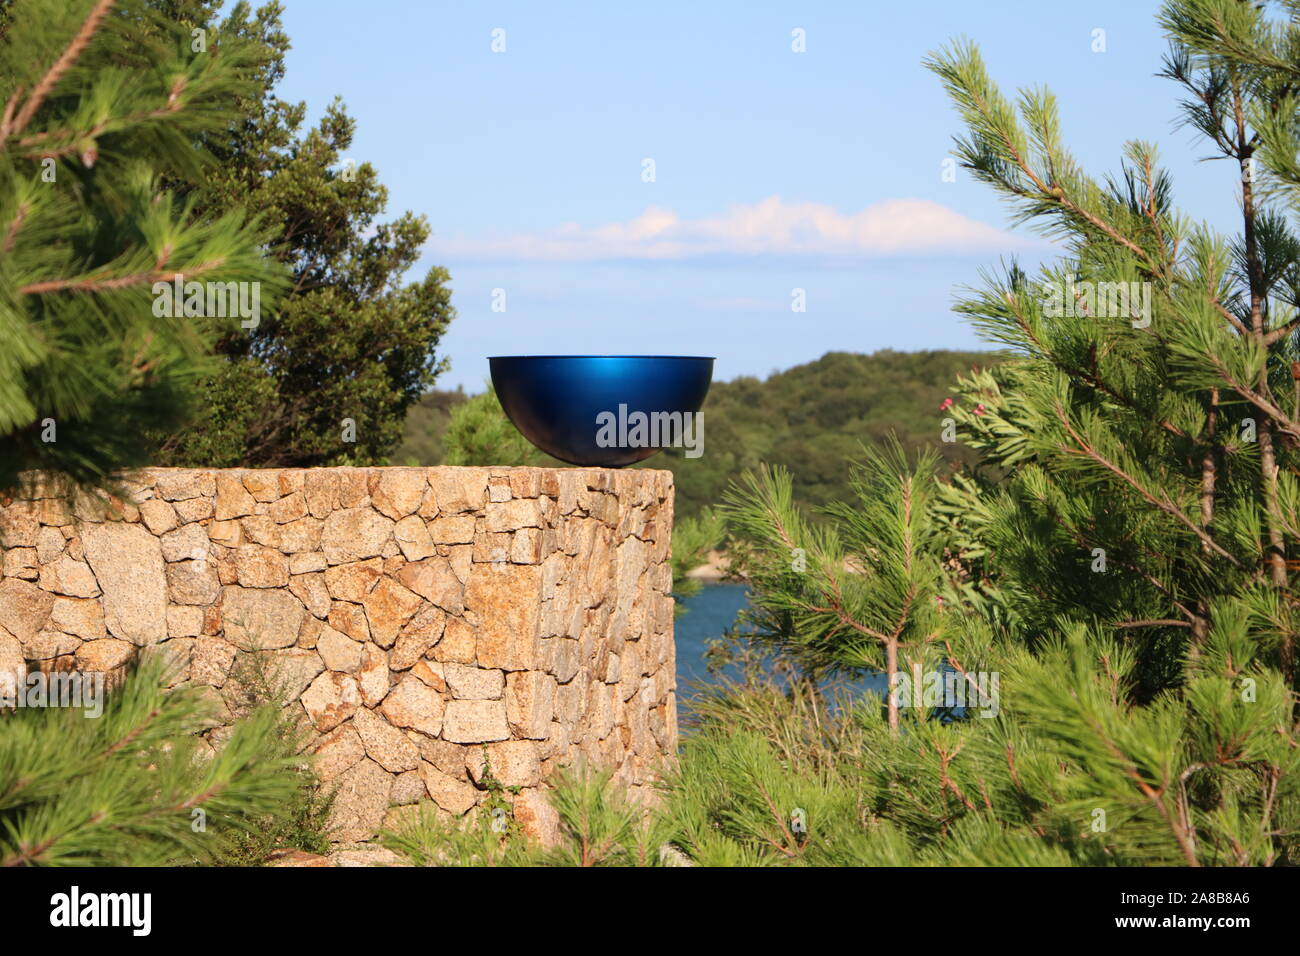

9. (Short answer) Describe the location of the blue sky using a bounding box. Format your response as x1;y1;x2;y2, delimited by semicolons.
274;0;1244;392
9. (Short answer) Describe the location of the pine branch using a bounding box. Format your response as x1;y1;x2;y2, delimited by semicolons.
1003;290;1191;439
1053;402;1243;568
0;87;21;141
1264;314;1300;345
1204;353;1300;441
19;258;226;296
927;42;1163;275
5;0;117;141
3;201;27;253
16;76;189;160
1037;495;1202;623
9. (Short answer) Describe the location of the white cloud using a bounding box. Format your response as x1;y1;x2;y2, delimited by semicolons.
426;196;1037;261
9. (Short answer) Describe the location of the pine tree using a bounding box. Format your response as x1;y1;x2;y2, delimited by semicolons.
0;2;318;867
722;443;950;734
707;0;1300;865
440;384;550;468
919;0;1300;695
0;658;310;866
0;0;283;493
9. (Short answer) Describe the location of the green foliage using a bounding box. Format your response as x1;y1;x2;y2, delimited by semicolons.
538;765;670;867
152;1;455;467
660;615;1300;866
387;631;1299;866
0;0;284;492
668;508;725;606
662;2;1300;867
666;710;865;866
395;387;469;466
0;658;311;866
214;774;333;866
440;383;553;467
382;765;671;868
204;644;334;863
918;2;1300;696
381;802;539;867
718;445;950;731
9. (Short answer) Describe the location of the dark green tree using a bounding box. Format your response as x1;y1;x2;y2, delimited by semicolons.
153;1;455;467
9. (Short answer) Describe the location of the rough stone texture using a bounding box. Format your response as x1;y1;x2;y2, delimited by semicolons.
302;671;360;732
80;523;167;645
0;578;53;642
442;698;510;743
0;466;675;845
379;673;444;736
468;565;541;671
329;757;393;842
38;556;99;598
222;586;305;649
352;704;420;772
311;723;365;782
74;637;134;671
419;761;479;815
321;508;395;565
466;740;541;788
317;625;364;672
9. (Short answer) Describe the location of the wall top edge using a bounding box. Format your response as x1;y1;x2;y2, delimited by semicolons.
10;465;674;478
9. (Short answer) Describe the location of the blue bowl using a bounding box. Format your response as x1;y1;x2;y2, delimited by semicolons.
488;355;715;467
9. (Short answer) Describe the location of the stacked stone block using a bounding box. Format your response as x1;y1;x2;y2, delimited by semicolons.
0;466;676;845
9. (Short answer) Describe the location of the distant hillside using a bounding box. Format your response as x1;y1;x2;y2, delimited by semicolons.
650;349;1000;519
395;349;1001;519
395;386;469;467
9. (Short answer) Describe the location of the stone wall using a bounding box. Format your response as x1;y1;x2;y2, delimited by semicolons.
0;466;676;845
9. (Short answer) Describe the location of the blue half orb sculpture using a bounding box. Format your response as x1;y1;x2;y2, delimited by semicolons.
488;355;715;467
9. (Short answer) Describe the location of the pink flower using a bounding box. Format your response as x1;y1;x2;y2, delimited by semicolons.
939;397;954;411
973;403;986;416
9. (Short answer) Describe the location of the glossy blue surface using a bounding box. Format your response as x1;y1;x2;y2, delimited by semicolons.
488;355;715;467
